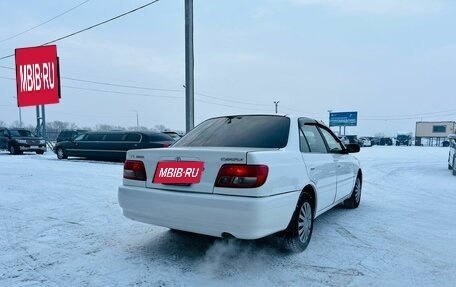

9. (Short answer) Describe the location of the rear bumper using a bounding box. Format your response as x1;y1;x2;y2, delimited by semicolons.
118;186;300;239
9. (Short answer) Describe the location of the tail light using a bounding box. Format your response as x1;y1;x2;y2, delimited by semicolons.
123;160;147;181
215;164;268;188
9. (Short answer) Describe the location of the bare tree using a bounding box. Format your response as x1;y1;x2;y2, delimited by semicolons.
154;124;168;132
10;121;21;128
95;124;125;131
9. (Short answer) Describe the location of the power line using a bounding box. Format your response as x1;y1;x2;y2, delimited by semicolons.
0;0;160;60
2;65;454;118
0;65;14;70
0;0;91;44
0;65;276;107
194;91;270;107
0;75;270;111
196;98;268;112
0;76;15;80
63;85;183;99
61;76;182;92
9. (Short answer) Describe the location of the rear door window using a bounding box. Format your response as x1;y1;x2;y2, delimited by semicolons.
174;115;290;148
85;133;105;141
124;133;141;142
104;133;125;141
74;134;86;141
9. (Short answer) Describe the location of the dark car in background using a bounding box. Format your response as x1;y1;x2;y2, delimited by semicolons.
379;137;393;146
53;131;175;161
0;127;46;155
162;131;182;141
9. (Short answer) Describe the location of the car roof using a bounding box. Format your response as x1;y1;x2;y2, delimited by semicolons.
204;114;319;124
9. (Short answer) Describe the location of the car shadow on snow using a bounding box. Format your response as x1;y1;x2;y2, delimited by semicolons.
121;205;369;281
125;228;291;276
128;203;364;264
139;228;284;257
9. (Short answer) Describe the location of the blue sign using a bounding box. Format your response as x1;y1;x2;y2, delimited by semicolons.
329;112;358;127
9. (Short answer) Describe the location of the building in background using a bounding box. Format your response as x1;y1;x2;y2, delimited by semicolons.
415;121;456;146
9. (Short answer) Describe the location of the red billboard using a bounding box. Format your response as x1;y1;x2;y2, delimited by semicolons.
15;45;60;107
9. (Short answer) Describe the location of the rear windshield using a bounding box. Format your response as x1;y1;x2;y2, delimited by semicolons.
149;133;174;142
174;115;290;148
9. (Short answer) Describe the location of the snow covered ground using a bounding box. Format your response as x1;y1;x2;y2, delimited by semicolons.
1;146;455;286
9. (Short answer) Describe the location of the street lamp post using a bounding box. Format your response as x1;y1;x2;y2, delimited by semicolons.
273;101;280;114
132;110;139;130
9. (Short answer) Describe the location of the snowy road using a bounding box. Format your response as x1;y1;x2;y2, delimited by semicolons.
1;146;455;286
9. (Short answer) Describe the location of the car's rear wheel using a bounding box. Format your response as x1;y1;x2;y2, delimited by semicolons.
36;151;44;155
56;148;67;159
281;192;314;253
344;176;362;208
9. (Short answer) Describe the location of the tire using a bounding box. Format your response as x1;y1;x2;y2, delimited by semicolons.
281;192;314;253
344;176;362;209
9;145;19;155
56;148;67;159
36;151;44;155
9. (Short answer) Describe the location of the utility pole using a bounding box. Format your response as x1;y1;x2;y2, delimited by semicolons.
133;110;139;130
273;101;279;114
13;97;22;128
185;0;194;133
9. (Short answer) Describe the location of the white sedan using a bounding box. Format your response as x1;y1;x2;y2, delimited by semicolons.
118;115;362;252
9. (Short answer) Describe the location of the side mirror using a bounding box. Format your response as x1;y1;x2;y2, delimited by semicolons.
345;143;360;153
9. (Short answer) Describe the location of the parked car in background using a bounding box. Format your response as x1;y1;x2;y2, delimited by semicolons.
118;114;362;253
338;135;349;145
56;129;88;142
346;135;359;145
448;134;456;176
379;137;393;146
162;131;182;141
359;137;372;147
396;132;412;146
54;131;175;161
0;127;46;155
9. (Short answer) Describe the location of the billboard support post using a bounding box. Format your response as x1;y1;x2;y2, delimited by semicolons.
36;106;40;136
34;105;46;142
41;105;46;142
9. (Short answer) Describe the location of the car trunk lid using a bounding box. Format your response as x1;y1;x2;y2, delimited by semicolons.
135;147;250;194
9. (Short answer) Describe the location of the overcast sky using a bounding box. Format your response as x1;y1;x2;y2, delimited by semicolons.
1;0;455;136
